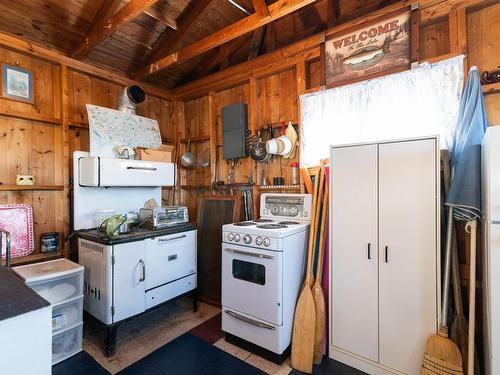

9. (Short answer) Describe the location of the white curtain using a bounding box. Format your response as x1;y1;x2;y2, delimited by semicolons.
300;56;464;167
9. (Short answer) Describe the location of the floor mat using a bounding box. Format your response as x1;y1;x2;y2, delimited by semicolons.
189;312;223;344
289;357;367;375
117;333;266;375
52;351;110;375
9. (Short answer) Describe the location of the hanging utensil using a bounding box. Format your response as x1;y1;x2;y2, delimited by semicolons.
250;129;267;162
181;139;197;168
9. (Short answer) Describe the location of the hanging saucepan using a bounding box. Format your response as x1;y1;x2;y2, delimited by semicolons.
181;139;197;168
250;129;267;162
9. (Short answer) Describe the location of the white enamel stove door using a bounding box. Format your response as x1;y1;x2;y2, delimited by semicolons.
222;243;283;325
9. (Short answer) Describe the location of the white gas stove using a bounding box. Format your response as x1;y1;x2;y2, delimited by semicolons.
221;193;312;363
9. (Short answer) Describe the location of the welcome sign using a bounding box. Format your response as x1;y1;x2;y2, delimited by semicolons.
325;10;413;87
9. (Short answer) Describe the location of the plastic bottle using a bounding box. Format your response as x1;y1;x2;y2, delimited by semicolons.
290;162;299;185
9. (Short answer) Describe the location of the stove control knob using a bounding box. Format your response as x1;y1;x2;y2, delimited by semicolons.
243;234;252;244
255;236;263;246
271;206;280;215
227;233;234;241
263;237;271;247
289;206;298;216
234;234;241;242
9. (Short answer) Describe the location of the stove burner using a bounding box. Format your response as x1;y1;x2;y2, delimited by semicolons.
279;221;300;225
256;224;288;229
254;219;274;223
234;221;257;226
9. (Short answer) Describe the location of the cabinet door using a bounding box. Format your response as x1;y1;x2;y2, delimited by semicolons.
378;139;438;374
113;241;145;322
331;144;379;362
144;230;197;290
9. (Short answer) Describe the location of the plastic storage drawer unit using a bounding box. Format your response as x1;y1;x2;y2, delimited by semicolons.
52;296;84;334
52;323;83;365
13;259;84;364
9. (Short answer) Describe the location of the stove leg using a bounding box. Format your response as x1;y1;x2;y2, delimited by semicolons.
192;290;198;312
104;325;117;357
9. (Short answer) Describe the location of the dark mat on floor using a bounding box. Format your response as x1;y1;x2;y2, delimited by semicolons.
52;351;110;375
289;357;367;375
117;333;266;375
189;313;223;344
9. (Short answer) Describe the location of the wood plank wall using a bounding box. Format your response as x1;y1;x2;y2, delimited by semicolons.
0;46;175;262
175;5;499;370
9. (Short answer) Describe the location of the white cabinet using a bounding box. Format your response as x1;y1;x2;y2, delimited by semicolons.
112;241;146;322
330;137;439;375
78;157;176;187
331;144;379;362
144;230;197;290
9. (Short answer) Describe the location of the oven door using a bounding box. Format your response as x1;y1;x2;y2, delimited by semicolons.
222;243;282;325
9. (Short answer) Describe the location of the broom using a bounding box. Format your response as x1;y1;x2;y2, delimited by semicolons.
421;156;463;375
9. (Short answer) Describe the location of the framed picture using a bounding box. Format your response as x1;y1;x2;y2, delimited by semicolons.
1;64;33;103
324;7;418;88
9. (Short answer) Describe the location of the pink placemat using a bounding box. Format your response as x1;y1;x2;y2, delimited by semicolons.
0;204;34;258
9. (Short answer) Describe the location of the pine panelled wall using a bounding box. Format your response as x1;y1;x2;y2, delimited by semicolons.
0;46;175;263
0;1;498;268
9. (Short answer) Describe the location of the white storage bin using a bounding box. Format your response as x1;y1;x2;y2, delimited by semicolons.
14;259;84;305
52;322;83;365
52;296;84;334
29;273;83;305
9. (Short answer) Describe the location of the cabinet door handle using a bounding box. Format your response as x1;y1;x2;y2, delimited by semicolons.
367;243;371;260
385;246;389;263
139;259;146;282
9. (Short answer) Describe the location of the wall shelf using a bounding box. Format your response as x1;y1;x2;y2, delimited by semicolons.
181;184;211;190
0;185;64;191
0;109;62;126
180;136;210;143
483;82;500;96
8;251;63;267
256;185;301;191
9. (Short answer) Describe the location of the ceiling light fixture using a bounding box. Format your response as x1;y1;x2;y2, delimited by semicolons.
227;0;251;15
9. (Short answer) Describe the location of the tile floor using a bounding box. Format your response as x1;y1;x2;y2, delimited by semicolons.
83;297;292;374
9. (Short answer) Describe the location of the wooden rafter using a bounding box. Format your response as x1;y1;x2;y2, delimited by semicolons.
146;0;216;65
248;27;267;60
252;0;270;16
72;0;159;59
133;0;318;79
143;7;177;30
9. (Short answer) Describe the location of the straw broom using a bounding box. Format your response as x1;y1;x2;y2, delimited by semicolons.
421;158;463;375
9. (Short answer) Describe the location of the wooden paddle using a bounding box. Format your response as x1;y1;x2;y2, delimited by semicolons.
291;167;321;374
313;169;328;365
300;167;313;194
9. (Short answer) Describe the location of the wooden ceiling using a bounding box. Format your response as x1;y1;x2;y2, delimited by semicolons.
0;0;398;89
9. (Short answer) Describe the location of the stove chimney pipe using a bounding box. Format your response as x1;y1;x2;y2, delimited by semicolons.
117;85;146;114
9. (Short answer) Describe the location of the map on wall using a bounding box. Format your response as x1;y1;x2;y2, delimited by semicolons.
87;104;162;158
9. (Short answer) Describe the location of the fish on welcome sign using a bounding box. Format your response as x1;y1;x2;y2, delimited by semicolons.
343;47;384;66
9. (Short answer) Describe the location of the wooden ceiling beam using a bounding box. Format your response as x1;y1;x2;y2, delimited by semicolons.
252;0;271;16
71;0;160;59
146;0;215;64
133;0;318;79
143;7;177;30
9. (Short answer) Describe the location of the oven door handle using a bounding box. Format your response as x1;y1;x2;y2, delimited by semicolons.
224;248;274;260
225;310;276;331
158;234;186;243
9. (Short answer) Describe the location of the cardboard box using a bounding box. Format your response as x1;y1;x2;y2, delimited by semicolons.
136;145;175;163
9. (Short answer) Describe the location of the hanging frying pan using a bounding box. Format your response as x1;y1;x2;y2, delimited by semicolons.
250;129;267;162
